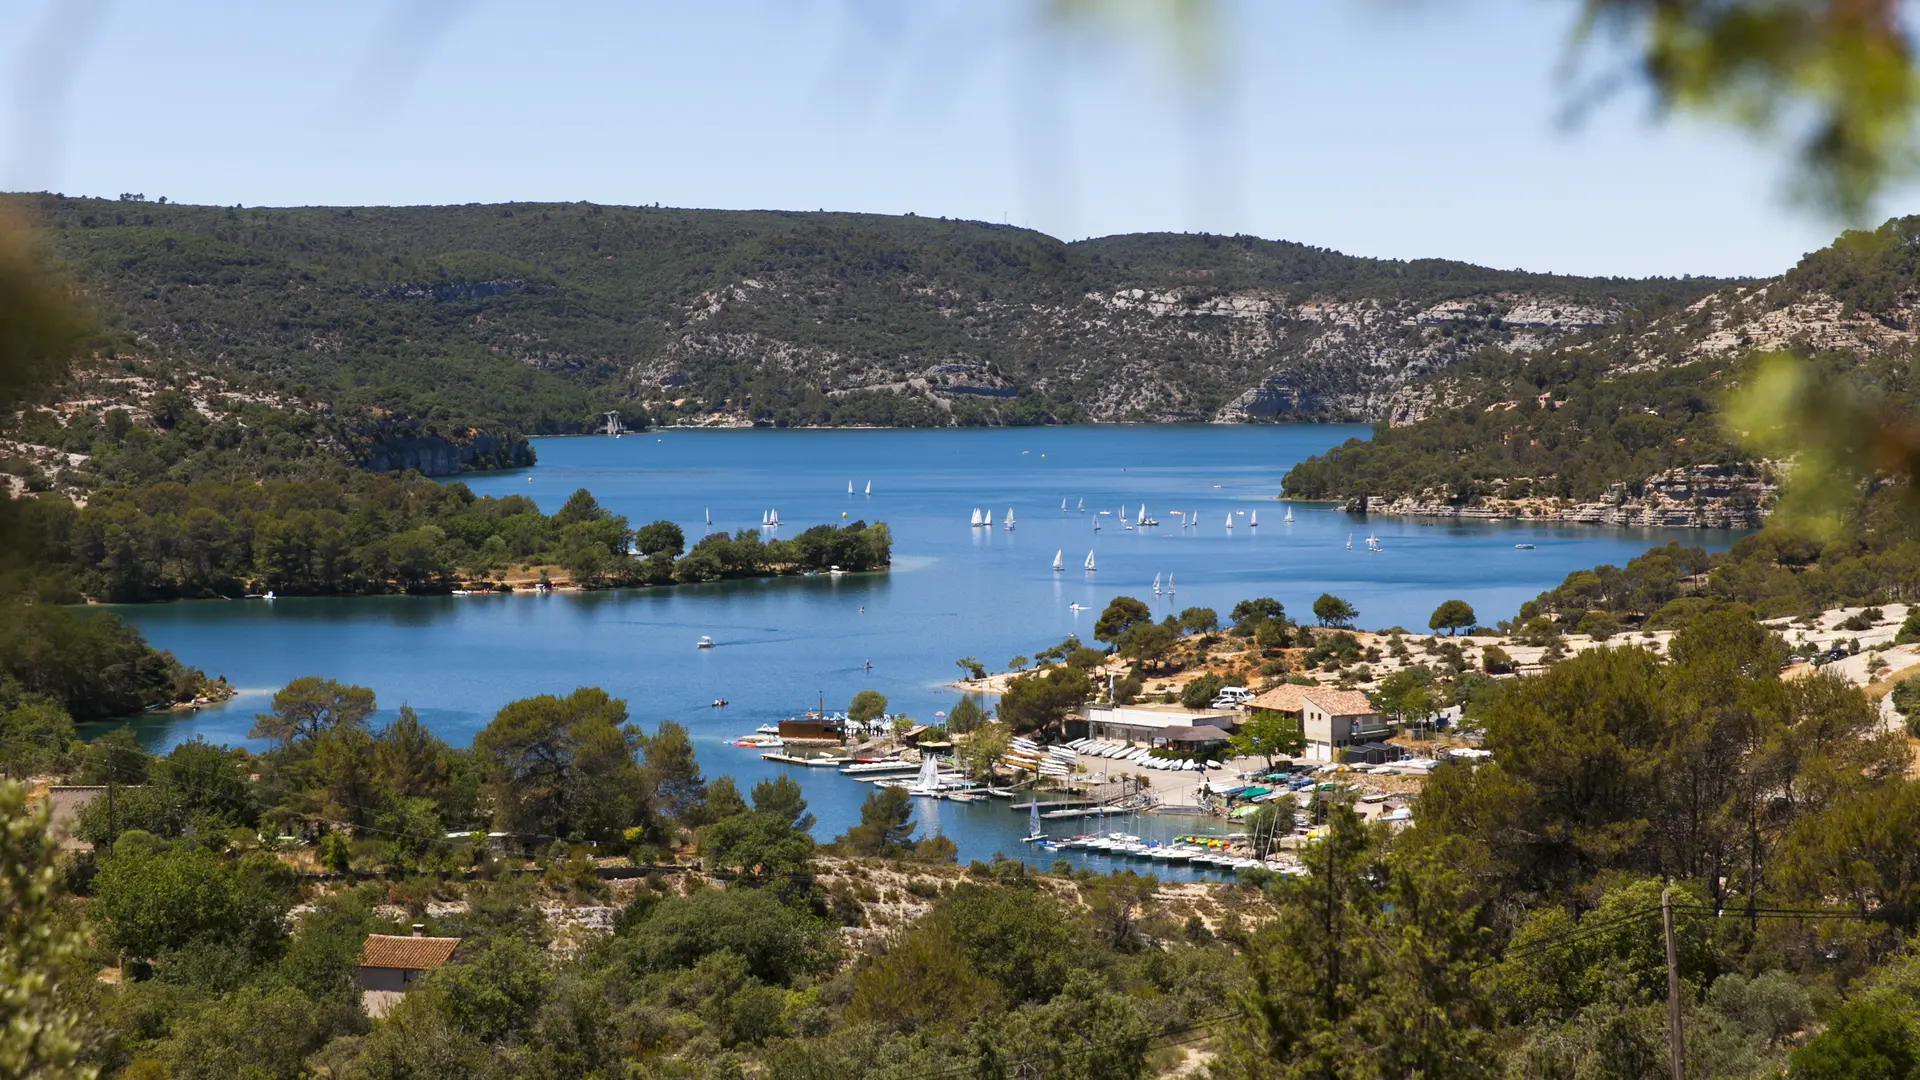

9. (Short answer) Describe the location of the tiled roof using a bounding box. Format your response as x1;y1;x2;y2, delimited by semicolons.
1301;689;1377;716
1247;685;1310;713
357;934;460;971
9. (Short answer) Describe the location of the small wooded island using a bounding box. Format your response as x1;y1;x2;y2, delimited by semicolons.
8;472;890;603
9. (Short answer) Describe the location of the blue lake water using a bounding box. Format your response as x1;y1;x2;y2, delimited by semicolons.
105;425;1741;873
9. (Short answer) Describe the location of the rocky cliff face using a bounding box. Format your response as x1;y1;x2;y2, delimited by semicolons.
1343;464;1777;528
643;280;1630;424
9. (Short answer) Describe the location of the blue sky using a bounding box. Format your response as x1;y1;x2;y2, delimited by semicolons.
0;0;1895;278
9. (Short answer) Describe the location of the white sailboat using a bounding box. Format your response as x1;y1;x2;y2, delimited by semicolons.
1084;550;1097;572
762;510;771;526
770;509;780;527
1250;510;1260;527
1052;549;1064;572
1366;531;1381;551
1284;505;1293;523
1093;517;1101;532
1077;498;1085;512
1346;534;1353;550
848;481;854;495
970;507;984;528
985;509;994;527
1167;573;1175;595
1023;800;1044;842
1061;498;1068;511
1225;513;1234;529
1152;572;1162;596
705;508;711;526
1005;507;1015;531
910;755;941;795
865;480;872;495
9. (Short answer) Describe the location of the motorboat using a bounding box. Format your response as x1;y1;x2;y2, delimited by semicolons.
697;636;716;648
711;698;729;707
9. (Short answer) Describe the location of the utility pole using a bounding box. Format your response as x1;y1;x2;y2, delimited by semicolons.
1662;885;1685;1080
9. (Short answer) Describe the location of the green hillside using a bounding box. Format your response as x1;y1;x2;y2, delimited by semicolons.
1283;216;1920;510
16;194;1721;439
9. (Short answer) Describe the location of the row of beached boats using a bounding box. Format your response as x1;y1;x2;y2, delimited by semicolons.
1042;831;1296;873
1064;738;1221;772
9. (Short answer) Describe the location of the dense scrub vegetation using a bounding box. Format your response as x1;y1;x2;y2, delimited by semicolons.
10;194;1717;436
1281;351;1753;503
17;607;1920;1077
0;378;533;494
0;604;222;727
0;473;888;602
1283;216;1920;506
1519;482;1920;625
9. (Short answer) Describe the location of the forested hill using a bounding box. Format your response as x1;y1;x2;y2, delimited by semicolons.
16;193;1719;441
1282;215;1920;526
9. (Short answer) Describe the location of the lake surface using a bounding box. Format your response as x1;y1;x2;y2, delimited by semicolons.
105;425;1741;874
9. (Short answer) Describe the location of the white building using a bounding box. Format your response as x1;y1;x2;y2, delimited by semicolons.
1083;704;1238;745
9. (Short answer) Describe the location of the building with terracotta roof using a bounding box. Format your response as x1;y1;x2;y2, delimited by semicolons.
1247;685;1388;761
358;930;461;1009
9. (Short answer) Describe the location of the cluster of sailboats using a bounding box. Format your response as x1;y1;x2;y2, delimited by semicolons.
994;501;1303;537
847;481;872;495
1346;531;1383;552
1050;549;1097;572
969;507;1016;530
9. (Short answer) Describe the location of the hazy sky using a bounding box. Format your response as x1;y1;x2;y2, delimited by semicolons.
0;0;1895;278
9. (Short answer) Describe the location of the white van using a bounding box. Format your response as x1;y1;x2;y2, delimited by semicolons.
1210;686;1255;709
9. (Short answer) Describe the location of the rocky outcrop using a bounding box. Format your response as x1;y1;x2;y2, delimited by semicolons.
358;430;534;476
1344;464;1776;529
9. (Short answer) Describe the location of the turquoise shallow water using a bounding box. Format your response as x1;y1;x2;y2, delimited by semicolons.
103;425;1740;873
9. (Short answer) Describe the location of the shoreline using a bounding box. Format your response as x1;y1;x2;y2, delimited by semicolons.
83;566;891;608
